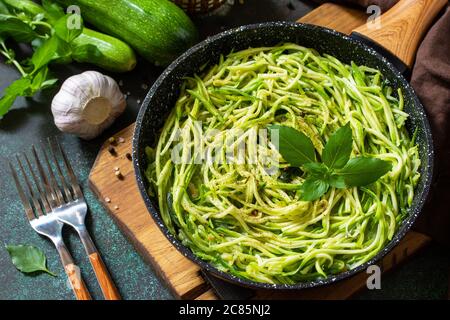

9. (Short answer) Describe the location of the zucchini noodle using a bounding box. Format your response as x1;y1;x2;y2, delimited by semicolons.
145;43;421;284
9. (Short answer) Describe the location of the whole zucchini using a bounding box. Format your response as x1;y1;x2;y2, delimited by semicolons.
56;0;199;66
2;0;136;72
72;29;136;72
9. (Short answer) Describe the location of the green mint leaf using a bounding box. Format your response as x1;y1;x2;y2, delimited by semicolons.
322;123;353;169
6;244;56;276
269;125;316;167
301;178;329;201
337;157;392;187
0;14;37;42
54;14;83;43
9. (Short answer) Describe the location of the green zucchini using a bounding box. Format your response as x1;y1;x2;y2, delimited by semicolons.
56;0;199;66
2;0;136;72
71;29;136;72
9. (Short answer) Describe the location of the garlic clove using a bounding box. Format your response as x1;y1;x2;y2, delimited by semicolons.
51;71;126;140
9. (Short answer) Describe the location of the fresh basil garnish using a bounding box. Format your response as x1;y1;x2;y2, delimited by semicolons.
269;124;316;167
273;124;392;201
337;157;393;187
322;123;353;169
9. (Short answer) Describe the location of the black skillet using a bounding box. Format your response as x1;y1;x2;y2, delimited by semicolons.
133;0;445;292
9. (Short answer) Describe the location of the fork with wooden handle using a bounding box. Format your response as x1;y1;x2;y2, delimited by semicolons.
10;140;121;300
10;151;92;300
47;138;121;300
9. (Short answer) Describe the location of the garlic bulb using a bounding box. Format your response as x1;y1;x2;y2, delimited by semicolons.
51;71;126;140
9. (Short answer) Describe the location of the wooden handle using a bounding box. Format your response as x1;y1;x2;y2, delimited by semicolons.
89;252;121;300
298;3;367;35
65;263;92;300
352;0;447;68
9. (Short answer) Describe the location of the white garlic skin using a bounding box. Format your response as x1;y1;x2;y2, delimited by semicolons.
51;71;126;140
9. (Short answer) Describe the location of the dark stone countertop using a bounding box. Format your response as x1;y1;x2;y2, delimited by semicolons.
0;0;448;300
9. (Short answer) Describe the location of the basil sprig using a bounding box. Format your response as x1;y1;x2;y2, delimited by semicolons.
0;1;101;117
270;124;392;201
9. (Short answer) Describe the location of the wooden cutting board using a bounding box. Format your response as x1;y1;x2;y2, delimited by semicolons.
88;4;432;300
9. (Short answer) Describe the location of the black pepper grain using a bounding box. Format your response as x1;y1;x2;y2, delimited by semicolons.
108;145;117;156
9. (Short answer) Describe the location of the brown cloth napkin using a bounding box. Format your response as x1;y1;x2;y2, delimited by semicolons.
411;5;450;247
314;0;450;247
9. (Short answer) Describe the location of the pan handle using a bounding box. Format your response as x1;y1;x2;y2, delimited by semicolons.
351;0;447;69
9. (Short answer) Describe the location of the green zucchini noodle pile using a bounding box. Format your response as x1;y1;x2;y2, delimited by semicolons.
145;43;421;284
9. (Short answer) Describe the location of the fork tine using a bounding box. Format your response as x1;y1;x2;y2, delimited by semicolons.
32;145;57;208
39;143;65;206
48;137;74;202
9;162;35;221
55;138;83;199
23;151;51;214
16;155;45;217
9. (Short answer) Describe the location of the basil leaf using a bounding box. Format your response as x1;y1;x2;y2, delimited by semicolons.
301;178;329;201
6;244;56;276
328;174;346;189
40;78;58;90
337;157;392;187
31;36;59;71
30;66;58;91
0;67;58;117
0;14;37;42
54;14;83;43
322;123;353;169
270;125;316;167
0;94;17;117
0;2;10;14
53;40;73;64
303;162;328;179
41;0;65;23
3;77;33;96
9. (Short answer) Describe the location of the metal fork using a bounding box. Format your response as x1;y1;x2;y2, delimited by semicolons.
10;150;92;300
47;138;121;300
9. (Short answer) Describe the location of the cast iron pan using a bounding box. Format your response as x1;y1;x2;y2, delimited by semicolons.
133;0;442;291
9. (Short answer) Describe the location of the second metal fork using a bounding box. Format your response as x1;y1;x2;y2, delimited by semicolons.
48;139;121;300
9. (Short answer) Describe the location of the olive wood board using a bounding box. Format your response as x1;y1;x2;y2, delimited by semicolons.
88;3;432;300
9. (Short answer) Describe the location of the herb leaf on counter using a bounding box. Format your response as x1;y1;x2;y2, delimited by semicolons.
6;244;56;276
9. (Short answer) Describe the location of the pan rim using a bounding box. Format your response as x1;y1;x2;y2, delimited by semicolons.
132;21;434;291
